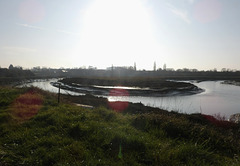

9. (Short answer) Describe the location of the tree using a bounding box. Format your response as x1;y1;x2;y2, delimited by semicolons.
15;66;23;70
221;68;226;72
9;64;14;70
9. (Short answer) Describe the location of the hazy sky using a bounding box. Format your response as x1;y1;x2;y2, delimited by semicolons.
1;0;240;70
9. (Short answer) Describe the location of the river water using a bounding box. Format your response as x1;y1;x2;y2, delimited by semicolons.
20;79;240;118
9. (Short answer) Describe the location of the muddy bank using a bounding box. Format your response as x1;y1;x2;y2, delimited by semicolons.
52;77;204;97
222;80;240;87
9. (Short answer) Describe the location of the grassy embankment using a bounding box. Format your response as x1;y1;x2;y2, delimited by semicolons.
0;86;240;165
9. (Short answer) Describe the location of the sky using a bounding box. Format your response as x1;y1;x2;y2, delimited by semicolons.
0;0;240;71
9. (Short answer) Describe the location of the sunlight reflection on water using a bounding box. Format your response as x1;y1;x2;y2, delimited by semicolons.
107;81;240;118
20;79;240;118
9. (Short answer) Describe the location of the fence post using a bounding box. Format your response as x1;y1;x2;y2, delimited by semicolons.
58;83;61;104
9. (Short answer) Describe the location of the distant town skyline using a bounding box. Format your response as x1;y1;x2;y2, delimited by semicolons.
1;0;240;71
5;62;239;72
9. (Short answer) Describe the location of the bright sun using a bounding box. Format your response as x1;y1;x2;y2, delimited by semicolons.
77;0;160;69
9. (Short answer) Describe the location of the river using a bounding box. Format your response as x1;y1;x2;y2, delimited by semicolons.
19;79;240;118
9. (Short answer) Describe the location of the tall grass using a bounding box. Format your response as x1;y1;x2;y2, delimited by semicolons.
0;87;240;165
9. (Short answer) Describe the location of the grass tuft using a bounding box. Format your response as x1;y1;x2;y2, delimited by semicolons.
0;86;240;165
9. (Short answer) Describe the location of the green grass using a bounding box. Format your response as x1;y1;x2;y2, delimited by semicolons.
0;87;240;165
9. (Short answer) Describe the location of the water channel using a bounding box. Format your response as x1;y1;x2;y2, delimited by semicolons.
19;79;240;118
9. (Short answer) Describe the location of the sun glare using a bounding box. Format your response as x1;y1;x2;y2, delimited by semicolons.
77;0;160;69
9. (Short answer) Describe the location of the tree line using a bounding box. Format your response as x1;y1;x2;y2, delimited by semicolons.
30;66;240;80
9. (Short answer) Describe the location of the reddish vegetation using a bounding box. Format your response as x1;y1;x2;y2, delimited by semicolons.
11;89;43;121
202;114;236;129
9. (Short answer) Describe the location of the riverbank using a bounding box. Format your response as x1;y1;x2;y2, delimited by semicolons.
55;77;204;97
222;80;240;87
1;86;240;165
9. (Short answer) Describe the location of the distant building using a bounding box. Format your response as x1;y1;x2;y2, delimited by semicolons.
134;62;137;71
166;68;174;71
106;66;134;71
153;61;156;71
163;63;166;70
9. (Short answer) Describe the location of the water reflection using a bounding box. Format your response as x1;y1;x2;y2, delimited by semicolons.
20;79;240;118
108;81;240;118
18;79;83;96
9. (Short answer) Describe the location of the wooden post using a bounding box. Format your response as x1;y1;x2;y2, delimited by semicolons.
58;83;61;104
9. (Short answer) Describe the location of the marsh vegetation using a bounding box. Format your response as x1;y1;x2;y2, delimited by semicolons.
0;87;240;165
56;77;202;97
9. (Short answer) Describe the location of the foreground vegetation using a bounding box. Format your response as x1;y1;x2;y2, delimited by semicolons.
1;87;240;165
